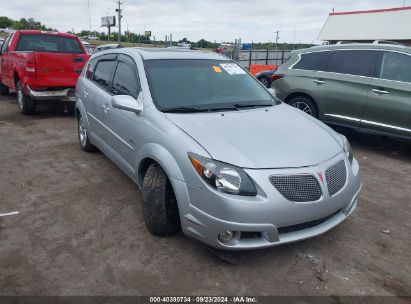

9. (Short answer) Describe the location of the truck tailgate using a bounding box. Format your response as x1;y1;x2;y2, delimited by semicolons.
33;53;89;88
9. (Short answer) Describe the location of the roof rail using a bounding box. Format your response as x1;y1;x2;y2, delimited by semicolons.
372;40;404;46
336;41;359;45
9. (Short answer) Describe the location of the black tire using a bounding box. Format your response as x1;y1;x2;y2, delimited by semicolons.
288;95;318;118
66;102;76;115
77;113;97;152
258;76;271;88
141;164;181;236
17;81;36;115
0;81;9;95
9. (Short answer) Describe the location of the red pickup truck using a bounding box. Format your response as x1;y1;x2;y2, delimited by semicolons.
0;30;89;115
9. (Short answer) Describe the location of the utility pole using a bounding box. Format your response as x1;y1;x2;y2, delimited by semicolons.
274;30;280;50
116;1;122;44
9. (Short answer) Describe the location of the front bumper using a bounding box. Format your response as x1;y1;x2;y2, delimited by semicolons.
175;153;362;250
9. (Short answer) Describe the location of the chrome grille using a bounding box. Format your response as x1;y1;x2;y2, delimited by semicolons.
326;160;347;196
269;175;322;202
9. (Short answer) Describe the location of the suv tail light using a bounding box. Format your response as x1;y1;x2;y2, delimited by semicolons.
271;74;284;81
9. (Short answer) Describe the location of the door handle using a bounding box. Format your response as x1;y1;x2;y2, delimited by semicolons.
102;104;110;113
313;79;326;85
84;90;88;98
372;89;389;95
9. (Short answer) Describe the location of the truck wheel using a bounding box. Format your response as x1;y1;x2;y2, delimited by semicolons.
66;102;76;115
288;95;318;118
17;81;36;115
0;81;9;95
258;76;270;88
141;164;181;236
77;114;97;152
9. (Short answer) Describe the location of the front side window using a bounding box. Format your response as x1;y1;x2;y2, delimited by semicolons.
292;51;332;71
380;51;411;83
325;50;377;77
16;34;84;54
144;59;276;112
112;61;140;98
92;60;116;90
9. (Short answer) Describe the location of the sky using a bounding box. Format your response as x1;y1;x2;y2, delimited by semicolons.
1;0;409;43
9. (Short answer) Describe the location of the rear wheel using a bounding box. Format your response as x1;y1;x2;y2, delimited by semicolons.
17;81;36;115
141;164;181;236
0;81;9;95
66;102;76;115
288;95;318;118
77;114;97;152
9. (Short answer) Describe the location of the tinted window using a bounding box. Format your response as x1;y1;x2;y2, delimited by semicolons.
92;60;115;90
1;35;11;53
380;52;411;83
16;34;84;54
325;50;377;77
112;61;140;98
144;59;275;111
293;51;332;71
86;58;97;80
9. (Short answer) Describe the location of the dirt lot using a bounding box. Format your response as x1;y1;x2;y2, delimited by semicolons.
0;93;410;297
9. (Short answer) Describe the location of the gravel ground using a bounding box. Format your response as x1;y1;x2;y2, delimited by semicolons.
0;93;410;297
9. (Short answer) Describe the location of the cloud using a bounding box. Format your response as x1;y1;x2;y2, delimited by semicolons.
0;0;405;43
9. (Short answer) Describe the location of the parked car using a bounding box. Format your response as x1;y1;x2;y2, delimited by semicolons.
272;42;411;140
94;43;122;53
75;48;362;250
0;30;89;114
255;69;277;88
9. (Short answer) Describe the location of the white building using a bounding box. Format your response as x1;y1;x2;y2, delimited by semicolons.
318;6;411;46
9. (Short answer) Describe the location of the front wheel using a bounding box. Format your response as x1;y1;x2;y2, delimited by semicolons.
17;81;36;115
288;96;318;118
141;164;181;236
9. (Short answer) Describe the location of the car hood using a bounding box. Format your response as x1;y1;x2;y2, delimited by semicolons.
165;104;343;169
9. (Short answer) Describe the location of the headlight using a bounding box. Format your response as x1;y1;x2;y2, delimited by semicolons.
188;153;257;196
341;135;353;163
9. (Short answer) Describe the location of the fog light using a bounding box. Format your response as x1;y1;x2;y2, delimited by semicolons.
218;230;234;242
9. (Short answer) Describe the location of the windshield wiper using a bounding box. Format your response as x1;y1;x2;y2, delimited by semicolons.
232;103;274;109
204;103;274;111
163;106;210;113
164;103;274;113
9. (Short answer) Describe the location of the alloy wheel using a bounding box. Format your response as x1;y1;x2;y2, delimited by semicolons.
292;101;313;115
78;117;87;147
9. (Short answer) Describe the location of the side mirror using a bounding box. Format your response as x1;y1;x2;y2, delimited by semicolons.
267;88;276;97
111;92;143;114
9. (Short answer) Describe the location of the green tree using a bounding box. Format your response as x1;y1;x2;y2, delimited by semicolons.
0;16;13;28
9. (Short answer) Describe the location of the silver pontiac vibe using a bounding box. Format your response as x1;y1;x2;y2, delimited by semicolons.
75;48;362;250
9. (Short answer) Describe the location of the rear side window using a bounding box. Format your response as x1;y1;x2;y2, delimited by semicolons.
112;61;140;98
92;60;116;90
380;51;411;83
86;58;97;79
292;51;332;71
325;50;377;77
1;35;11;53
16;34;84;54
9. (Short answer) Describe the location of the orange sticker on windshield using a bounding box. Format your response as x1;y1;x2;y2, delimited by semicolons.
213;66;222;73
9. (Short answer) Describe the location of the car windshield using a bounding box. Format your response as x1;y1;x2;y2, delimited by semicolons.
16;34;84;54
144;59;277;112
